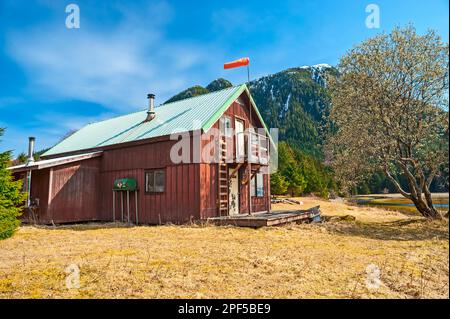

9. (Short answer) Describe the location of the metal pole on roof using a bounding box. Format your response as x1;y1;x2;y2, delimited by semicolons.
26;137;35;208
247;65;250;85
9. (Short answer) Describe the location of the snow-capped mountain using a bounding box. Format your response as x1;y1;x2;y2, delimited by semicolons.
166;64;338;156
299;63;334;86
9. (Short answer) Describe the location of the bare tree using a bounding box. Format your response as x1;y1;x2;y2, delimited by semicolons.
326;26;449;219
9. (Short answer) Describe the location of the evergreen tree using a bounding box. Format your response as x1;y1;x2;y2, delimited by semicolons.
270;172;289;195
206;78;233;92
274;142;307;196
0;128;26;239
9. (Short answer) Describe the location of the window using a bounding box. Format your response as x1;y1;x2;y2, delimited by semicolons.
250;172;264;197
220;116;232;137
145;169;165;193
256;173;264;197
251;175;255;197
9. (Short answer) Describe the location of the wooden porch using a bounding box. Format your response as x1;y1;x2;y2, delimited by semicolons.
207;206;321;228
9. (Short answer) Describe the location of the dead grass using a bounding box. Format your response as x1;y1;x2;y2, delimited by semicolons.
350;193;449;216
0;197;448;299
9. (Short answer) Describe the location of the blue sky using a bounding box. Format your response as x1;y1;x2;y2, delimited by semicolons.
0;0;448;156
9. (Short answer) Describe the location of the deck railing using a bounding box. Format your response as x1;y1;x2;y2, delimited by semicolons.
236;131;269;165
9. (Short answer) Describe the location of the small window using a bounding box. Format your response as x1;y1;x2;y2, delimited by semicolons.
220;116;232;137
250;173;264;197
256;173;264;197
145;169;165;193
251;175;256;197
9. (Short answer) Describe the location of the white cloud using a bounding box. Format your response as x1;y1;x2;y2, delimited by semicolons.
0;110;116;156
5;1;219;111
2;1;238;155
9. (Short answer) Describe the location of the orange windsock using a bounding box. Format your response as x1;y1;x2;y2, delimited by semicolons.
224;57;250;69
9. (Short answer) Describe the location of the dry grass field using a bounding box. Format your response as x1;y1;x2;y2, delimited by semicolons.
0;196;448;299
350;193;449;216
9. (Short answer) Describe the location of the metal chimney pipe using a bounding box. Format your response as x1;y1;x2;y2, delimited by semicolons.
27;137;35;163
26;136;35;208
145;93;156;121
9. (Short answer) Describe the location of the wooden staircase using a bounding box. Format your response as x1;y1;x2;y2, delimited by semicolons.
218;136;228;216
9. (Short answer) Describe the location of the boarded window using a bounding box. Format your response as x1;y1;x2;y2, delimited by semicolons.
145;169;165;193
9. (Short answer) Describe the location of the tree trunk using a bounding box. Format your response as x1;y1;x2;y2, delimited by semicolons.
384;167;443;219
411;196;442;219
421;182;443;219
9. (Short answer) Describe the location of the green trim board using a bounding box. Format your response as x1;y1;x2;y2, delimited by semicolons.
42;84;274;157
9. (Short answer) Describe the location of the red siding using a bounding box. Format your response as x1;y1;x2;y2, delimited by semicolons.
47;158;101;223
199;92;271;216
239;173;270;214
22;169;50;223
199;163;218;218
98;164;200;224
21;91;270;224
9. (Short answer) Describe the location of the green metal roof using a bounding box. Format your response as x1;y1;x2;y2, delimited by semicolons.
43;84;270;157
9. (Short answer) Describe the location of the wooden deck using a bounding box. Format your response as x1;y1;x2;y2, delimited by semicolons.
207;206;321;227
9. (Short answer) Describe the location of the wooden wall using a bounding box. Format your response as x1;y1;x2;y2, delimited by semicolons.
239;173;270;214
198;163;218;218
18;169;50;223
46;158;101;223
99;164;200;224
23;91;270;224
97;138;202;224
199;92;271;215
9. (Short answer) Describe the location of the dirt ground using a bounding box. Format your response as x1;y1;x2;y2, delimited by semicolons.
0;196;448;299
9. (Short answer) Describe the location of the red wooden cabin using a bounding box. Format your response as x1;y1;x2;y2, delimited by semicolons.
10;84;273;224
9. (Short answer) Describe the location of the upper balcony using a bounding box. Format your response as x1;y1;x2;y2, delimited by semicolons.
235;131;269;165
